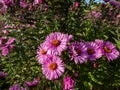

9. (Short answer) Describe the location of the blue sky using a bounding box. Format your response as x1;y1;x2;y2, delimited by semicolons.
86;0;103;3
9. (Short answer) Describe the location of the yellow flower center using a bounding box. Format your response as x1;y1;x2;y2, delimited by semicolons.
0;3;3;9
49;63;57;70
52;39;61;47
41;49;47;55
104;46;111;53
87;48;95;54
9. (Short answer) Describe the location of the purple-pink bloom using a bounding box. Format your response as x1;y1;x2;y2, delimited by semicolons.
73;1;80;8
2;30;9;34
1;45;9;56
63;76;75;90
20;0;27;8
109;1;119;7
0;0;7;13
42;55;65;80
0;71;8;78
102;41;119;60
24;79;39;87
86;42;102;60
33;0;44;5
4;0;14;6
36;42;50;64
0;37;15;56
6;38;16;45
9;83;26;90
0;36;7;44
91;11;102;19
95;39;104;47
68;42;88;64
95;39;120;60
45;32;73;56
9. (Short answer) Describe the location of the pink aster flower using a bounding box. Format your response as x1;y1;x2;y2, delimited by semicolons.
102;41;119;60
0;71;8;78
91;11;102;19
68;42;88;64
45;32;73;56
4;0;14;6
86;42;102;60
9;83;26;90
42;55;65;80
2;30;9;34
24;79;39;87
36;42;50;64
20;0;28;8
95;39;120;60
1;45;9;56
33;0;44;5
0;0;7;13
73;1;80;8
6;38;16;45
0;37;16;56
63;76;75;90
0;36;7;44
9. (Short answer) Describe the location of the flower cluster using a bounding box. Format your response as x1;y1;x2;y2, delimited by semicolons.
69;39;119;64
103;0;120;10
37;32;120;81
0;0;45;13
37;32;72;80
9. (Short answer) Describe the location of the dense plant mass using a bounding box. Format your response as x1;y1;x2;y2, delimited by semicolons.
0;0;120;90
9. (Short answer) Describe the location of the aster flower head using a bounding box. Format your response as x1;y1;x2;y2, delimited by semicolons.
95;39;104;47
73;1;80;8
34;0;44;5
63;76;75;90
102;41;119;60
1;45;9;56
69;42;88;64
24;79;39;87
6;38;16;45
36;42;50;64
0;71;8;78
9;83;26;90
4;0;14;6
109;1;119;7
0;0;7;13
45;32;73;56
86;42;102;60
42;55;65;80
20;0;28;8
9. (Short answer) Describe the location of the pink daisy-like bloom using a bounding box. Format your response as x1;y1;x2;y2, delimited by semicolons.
95;39;104;46
20;0;28;8
0;0;7;13
0;71;8;78
36;42;50;64
45;32;73;56
9;83;26;90
69;42;88;64
102;41;119;60
86;42;102;60
63;76;75;90
4;0;14;6
24;79;39;87
33;0;44;5
95;39;120;60
42;55;65;80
